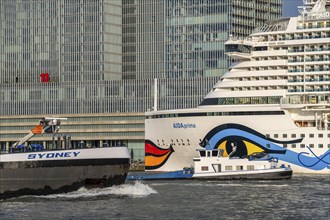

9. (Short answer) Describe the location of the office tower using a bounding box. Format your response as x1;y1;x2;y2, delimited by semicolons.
122;0;282;109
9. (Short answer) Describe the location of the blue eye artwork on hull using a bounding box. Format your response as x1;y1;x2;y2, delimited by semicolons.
200;124;330;171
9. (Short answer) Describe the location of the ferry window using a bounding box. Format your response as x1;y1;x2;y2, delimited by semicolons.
300;144;305;148
318;144;323;148
247;165;254;170
283;134;287;138
291;144;295;148
328;144;330;148
212;151;218;157
200;151;206;157
318;134;323;138
310;144;314;148
201;166;208;171
309;134;314;138
328;134;330;138
225;166;233;171
291;134;296;138
274;134;279;138
300;134;305;138
236;166;243;171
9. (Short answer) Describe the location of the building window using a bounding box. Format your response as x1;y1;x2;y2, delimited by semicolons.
300;134;305;138
318;144;323;148
283;144;287;148
225;166;233;171
300;144;305;148
274;134;279;138
318;134;323;138
292;144;296;148
283;134;287;138
291;134;296;138
310;144;314;148
309;134;314;138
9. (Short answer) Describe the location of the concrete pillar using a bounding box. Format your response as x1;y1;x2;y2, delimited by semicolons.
6;142;10;152
100;140;103;147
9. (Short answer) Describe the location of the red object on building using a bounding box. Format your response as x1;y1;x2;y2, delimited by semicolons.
40;73;49;82
45;73;49;82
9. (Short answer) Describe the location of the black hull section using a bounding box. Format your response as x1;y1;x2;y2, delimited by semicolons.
194;170;293;181
0;159;130;200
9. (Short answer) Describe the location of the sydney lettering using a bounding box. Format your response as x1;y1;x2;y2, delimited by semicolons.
27;151;80;159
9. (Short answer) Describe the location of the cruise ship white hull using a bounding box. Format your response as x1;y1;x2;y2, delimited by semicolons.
145;106;330;174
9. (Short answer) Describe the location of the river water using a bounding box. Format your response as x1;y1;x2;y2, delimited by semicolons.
0;174;329;220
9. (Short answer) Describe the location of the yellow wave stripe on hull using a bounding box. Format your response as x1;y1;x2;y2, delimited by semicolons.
243;140;264;155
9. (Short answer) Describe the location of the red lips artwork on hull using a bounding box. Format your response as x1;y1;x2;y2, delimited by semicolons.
145;140;174;170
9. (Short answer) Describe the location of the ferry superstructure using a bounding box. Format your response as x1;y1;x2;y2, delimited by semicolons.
144;0;330;174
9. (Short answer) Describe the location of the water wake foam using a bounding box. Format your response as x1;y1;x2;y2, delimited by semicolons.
36;181;157;199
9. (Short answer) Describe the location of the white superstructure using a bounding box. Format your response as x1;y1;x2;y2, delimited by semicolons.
144;0;330;174
192;149;292;180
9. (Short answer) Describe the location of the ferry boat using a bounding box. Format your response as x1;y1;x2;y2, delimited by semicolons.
0;117;131;199
128;147;292;181
144;0;330;174
192;148;292;180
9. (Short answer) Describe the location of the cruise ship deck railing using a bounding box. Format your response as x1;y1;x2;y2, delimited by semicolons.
281;95;330;105
289;58;330;62
297;25;330;30
288;47;330;53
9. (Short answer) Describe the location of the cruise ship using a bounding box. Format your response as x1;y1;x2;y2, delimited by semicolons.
144;0;330;174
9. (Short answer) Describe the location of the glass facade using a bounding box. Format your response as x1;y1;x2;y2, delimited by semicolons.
123;0;282;80
0;0;60;83
0;77;218;115
122;0;282;100
165;0;231;78
0;0;122;83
